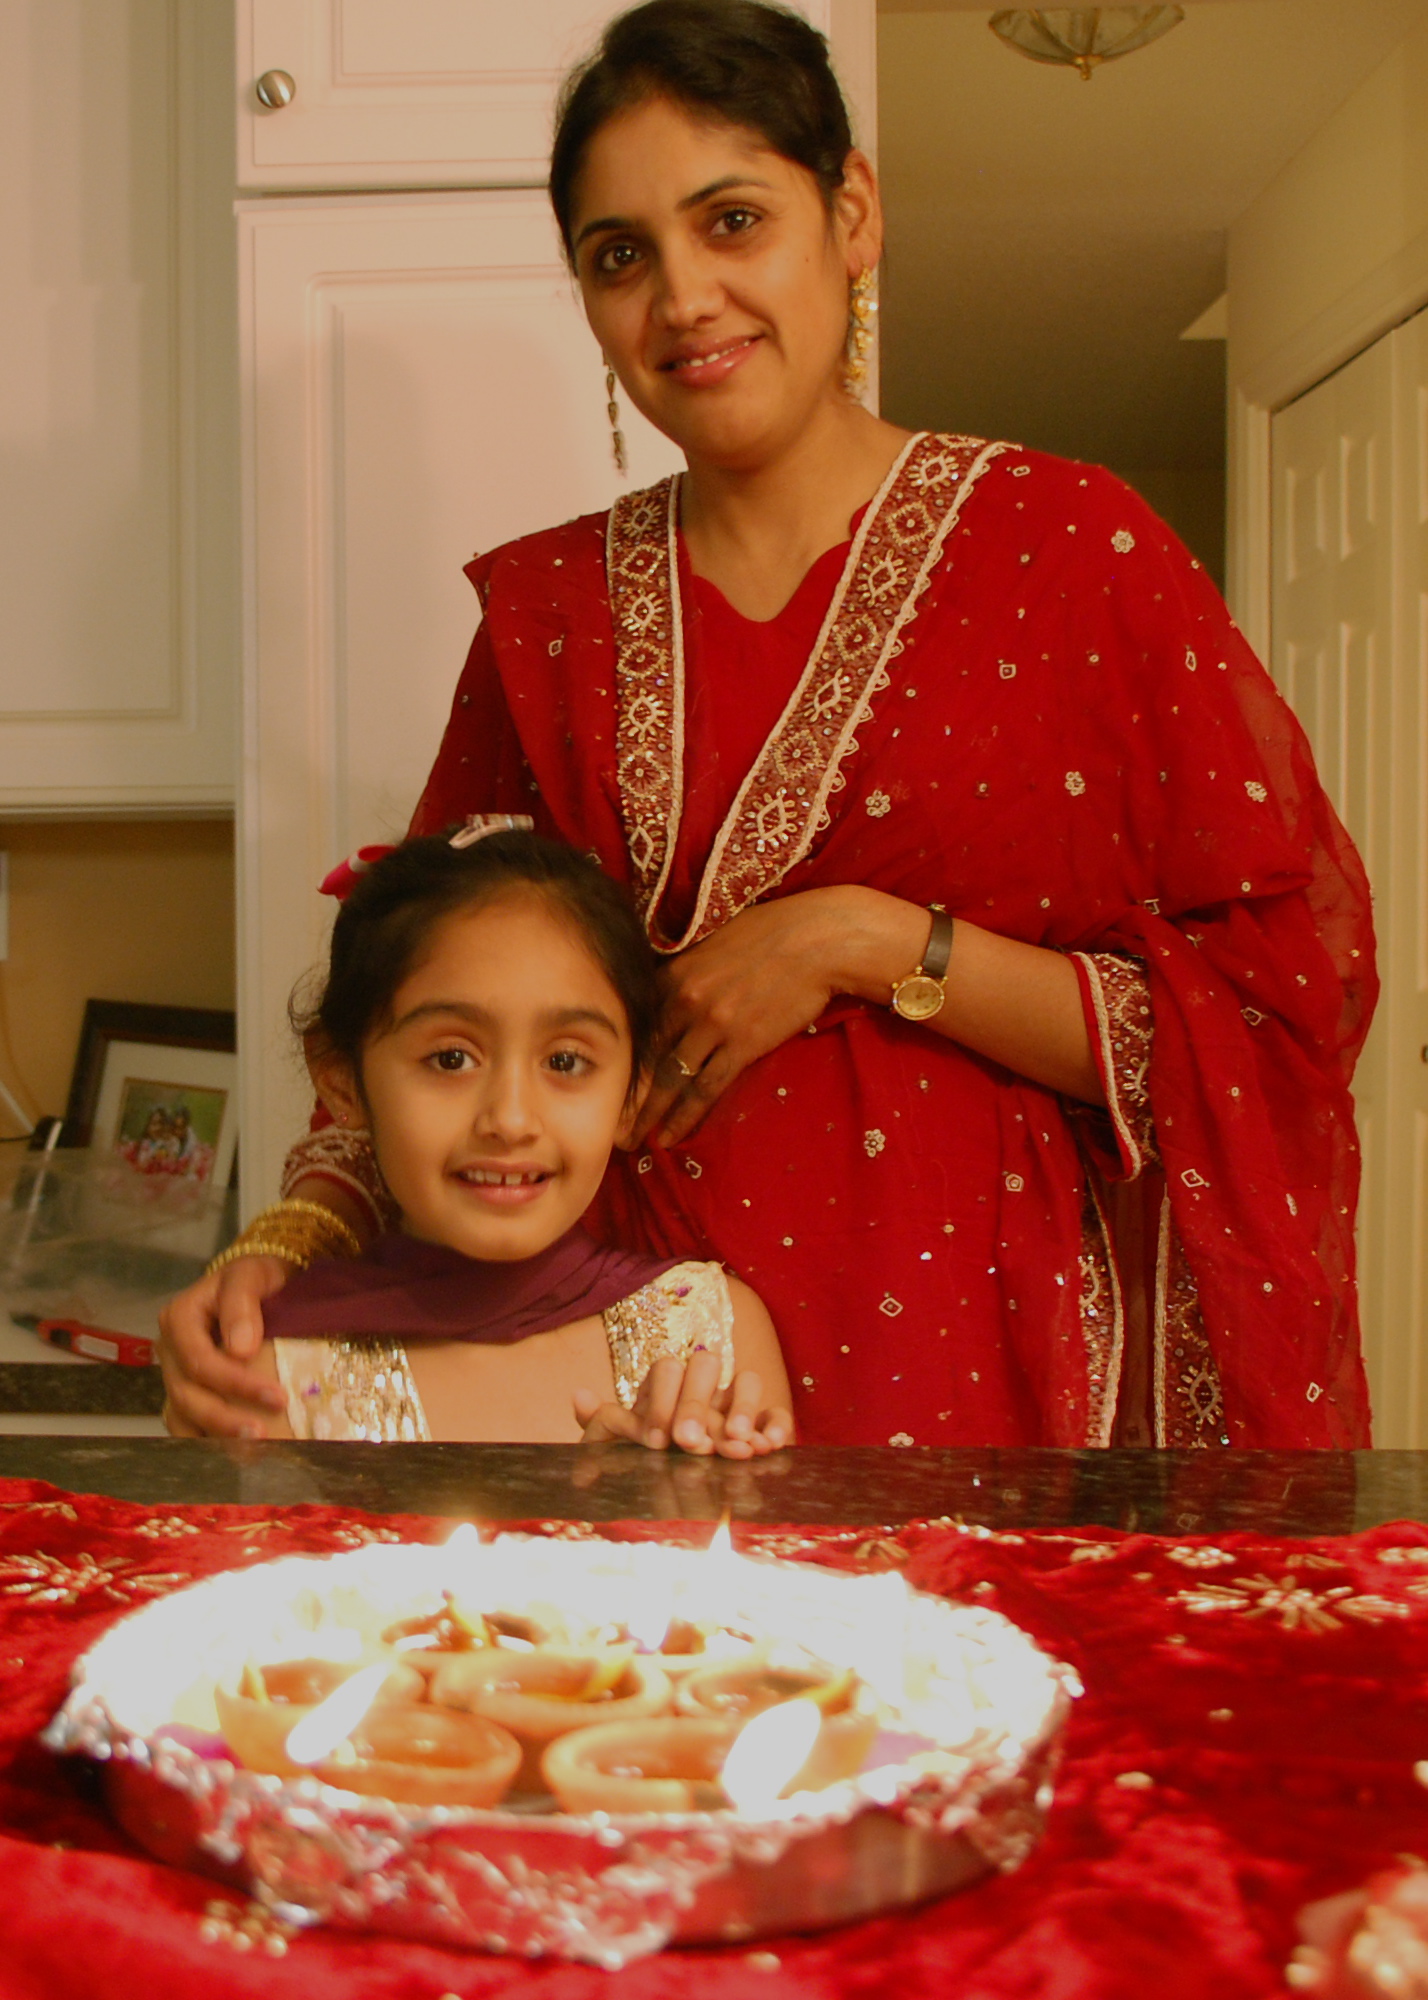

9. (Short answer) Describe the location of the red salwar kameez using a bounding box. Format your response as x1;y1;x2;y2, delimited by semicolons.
287;435;1375;1451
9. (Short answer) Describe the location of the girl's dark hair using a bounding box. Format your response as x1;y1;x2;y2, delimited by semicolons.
549;0;852;258
296;832;663;1094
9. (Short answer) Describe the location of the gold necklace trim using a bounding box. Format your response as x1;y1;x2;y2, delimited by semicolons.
607;432;1010;950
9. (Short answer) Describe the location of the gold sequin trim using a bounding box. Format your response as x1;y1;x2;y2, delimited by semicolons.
274;1338;431;1443
602;1262;736;1411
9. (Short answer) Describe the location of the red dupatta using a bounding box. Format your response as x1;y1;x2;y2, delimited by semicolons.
412;435;1374;1450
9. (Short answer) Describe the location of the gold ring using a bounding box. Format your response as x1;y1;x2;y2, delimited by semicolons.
672;1054;697;1079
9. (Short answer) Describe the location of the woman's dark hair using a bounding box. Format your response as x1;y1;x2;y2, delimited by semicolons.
296;832;663;1095
549;0;852;258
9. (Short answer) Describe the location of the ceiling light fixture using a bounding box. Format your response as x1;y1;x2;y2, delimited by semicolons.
989;8;1186;82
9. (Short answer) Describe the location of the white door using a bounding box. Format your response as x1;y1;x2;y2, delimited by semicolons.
0;2;234;812
238;191;684;1201
1271;313;1428;1444
237;0;835;190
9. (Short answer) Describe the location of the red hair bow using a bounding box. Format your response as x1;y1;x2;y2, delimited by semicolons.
318;844;395;901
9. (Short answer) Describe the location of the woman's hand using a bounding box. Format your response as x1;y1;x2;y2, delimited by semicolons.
158;1257;292;1438
629;886;917;1148
573;1349;793;1459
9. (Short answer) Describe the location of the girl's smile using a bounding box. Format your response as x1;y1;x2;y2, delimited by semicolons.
315;890;638;1263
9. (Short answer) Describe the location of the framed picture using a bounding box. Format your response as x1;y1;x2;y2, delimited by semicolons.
62;1001;238;1188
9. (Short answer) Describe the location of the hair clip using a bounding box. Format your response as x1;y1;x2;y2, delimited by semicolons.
318;844;397;901
449;814;535;850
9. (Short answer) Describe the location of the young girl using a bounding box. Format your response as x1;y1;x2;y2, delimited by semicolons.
238;826;792;1455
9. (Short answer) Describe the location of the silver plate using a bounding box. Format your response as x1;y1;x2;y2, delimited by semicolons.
47;1535;1077;1969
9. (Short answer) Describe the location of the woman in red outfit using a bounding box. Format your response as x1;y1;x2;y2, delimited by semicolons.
161;0;1375;1451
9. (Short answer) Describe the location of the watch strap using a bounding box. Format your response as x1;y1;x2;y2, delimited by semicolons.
920;908;954;981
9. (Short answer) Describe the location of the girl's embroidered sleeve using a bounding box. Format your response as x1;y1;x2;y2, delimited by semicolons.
280;1126;402;1236
1069;951;1158;1182
602;1263;737;1411
273;1339;431;1442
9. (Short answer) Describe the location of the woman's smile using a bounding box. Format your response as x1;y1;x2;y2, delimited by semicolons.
658;333;763;384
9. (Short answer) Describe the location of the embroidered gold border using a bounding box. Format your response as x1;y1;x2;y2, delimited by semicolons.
1153;1187;1172;1447
1081;1176;1126;1448
1073;953;1144;1180
607;432;1010;950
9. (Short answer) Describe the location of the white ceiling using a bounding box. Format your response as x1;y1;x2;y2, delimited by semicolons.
875;0;1428;481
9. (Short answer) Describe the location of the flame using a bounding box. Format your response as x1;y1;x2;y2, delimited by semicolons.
443;1522;482;1558
706;1514;733;1560
283;1662;389;1767
720;1698;822;1816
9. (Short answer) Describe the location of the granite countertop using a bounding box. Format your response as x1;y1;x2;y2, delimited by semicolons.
2;1437;1426;1536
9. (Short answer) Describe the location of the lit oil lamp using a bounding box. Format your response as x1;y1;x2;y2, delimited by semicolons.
542;1696;845;1817
425;1647;672;1789
215;1657;522;1808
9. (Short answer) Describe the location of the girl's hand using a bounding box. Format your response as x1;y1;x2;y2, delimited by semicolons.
629;887;910;1149
158;1257;292;1438
573;1349;793;1459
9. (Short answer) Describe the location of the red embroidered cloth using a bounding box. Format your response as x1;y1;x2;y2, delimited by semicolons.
5;1478;1428;1995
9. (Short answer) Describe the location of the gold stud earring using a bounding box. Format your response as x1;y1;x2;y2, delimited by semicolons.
844;268;878;400
603;357;628;477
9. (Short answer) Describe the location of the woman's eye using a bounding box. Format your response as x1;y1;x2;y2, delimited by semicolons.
711;207;759;238
547;1049;592;1078
594;240;641;277
429;1047;474;1074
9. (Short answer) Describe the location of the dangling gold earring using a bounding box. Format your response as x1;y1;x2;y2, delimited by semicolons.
844;268;878;400
603;357;628;477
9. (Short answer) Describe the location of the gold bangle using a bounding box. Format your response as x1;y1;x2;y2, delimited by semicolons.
206;1198;363;1278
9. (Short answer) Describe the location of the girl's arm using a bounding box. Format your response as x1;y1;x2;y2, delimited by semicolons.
574;1278;794;1459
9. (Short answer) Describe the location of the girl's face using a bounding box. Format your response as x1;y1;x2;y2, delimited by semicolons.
318;891;637;1263
569;95;880;471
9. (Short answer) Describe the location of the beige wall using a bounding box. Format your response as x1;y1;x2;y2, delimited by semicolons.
1228;11;1428;388
0;819;235;1131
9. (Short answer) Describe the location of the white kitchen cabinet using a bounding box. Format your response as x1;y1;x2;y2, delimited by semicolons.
0;2;235;813
237;0;836;191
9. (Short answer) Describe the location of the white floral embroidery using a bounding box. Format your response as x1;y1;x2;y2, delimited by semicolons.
1180;1168;1208;1189
1112;529;1136;554
889;1432;915;1447
863;1129;887;1158
999;660;1017;679
865;790;892;819
547;637;564;657
1065;771;1086;796
1242;1007;1265;1026
1174;1573;1409;1633
1165;1545;1235;1569
879;1295;904;1318
637;1154;654;1174
1004;1172;1025;1192
1185;648;1198;671
1245;781;1267;802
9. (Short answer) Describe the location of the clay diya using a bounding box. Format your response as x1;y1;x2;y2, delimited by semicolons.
297;1705;521;1807
215;1658;521;1807
214;1656;424;1777
542;1716;738;1815
674;1658;855;1719
426;1647;672;1788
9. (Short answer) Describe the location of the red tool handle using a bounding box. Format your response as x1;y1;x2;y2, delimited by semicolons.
38;1320;156;1367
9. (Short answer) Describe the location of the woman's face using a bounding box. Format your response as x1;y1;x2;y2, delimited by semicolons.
321;891;636;1264
569;95;879;471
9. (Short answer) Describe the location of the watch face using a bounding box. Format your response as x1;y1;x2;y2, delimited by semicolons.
893;975;945;1022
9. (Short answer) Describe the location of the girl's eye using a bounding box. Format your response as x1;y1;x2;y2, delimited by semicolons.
429;1047;475;1074
547;1049;592;1078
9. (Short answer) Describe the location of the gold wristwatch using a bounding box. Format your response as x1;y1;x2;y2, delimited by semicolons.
891;908;955;1022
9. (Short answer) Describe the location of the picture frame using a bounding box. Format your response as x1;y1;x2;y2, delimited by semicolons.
61;1001;238;1189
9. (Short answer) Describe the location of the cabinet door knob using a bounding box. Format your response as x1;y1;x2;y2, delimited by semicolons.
255;69;296;110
